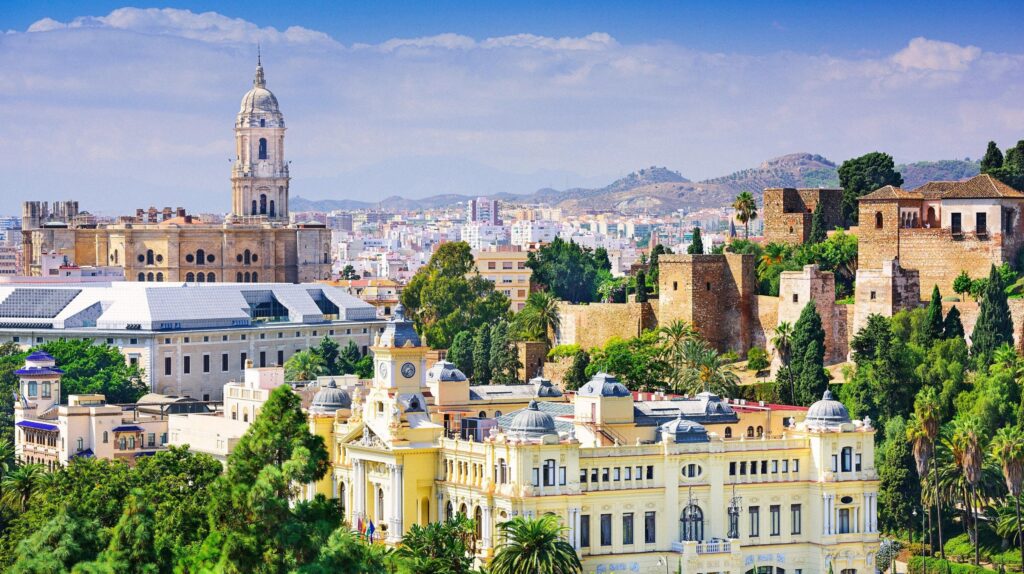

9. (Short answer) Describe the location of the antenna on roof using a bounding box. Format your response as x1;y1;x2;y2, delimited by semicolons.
257;42;262;66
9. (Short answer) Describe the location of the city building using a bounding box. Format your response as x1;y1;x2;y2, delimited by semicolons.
856;174;1024;297
13;351;207;469
306;310;880;574
0;282;383;400
322;278;403;318
510;220;560;247
467;197;501;225
20;57;332;284
462;222;508;250
472;249;533;311
763;188;843;246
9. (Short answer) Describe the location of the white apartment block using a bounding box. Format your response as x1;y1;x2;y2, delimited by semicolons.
510;220;560;247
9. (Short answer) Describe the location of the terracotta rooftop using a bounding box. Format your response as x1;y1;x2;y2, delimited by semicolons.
860;174;1024;202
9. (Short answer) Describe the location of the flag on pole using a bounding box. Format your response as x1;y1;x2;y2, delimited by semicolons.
367;520;376;542
356;516;364;535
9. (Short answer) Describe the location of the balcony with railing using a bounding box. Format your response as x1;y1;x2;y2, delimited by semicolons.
670;539;735;554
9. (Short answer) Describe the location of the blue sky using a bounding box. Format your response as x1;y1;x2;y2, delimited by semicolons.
1;2;1022;213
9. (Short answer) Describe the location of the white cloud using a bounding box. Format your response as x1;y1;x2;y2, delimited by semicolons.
2;9;1023;214
892;37;981;71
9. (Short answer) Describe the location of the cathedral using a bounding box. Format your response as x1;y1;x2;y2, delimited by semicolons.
21;57;332;283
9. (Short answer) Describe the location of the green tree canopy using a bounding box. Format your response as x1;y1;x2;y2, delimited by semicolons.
837;151;904;225
401;241;510;348
526;237;609;304
790;303;829;405
687;228;704;255
447;331;474;379
970;265;1014;365
472;324;492;385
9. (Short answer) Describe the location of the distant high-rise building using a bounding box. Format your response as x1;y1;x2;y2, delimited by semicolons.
467;197;500;225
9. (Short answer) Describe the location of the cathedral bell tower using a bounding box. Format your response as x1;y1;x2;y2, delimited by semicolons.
231;51;289;222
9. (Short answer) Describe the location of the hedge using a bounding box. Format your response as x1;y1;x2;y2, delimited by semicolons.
908;557;995;574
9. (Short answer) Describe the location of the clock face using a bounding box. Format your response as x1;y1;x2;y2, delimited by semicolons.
401;362;416;378
377;362;389;379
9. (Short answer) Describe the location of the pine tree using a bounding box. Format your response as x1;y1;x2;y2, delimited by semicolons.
924;285;945;343
635;270;648;302
791;303;828;405
316;336;340;376
472;324;492;384
808;202;827;244
79;490;159;574
489;321;521;385
970;264;1014;364
944;305;965;339
981;141;1005;173
447;330;474;378
339;340;362;375
687;228;704;255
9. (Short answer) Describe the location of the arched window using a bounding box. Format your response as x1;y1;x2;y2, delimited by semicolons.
186;272;195;282
236;272;243;282
243;407;249;422
724;427;733;438
252;272;258;282
156;272;164;282
196;249;205;265
244;272;251;283
138;272;145;281
494;410;502;417
874;212;883;229
756;426;764;437
474;506;483;539
841;447;853;472
498;458;508;484
258;138;268;160
746;426;755;438
680;504;704;541
269;200;276;218
459;503;468;517
927;206;937;227
146;249;154;265
478;411;487;418
196;272;205;283
251;200;258;215
244;249;251;265
259;194;267;215
207;272;216;283
147;272;154;282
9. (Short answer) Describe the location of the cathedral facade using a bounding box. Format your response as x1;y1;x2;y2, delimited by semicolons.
22;58;332;284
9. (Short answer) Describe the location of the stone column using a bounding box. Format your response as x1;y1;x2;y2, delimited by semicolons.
395;464;405;538
482;506;493;550
354;460;366;521
436;491;445;523
822;494;829;536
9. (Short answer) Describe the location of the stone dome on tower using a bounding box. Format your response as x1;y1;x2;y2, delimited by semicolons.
236;52;284;127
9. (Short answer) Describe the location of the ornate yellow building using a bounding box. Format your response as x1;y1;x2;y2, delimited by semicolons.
307;308;881;574
22;56;331;284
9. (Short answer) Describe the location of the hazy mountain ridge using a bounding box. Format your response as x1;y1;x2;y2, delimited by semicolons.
290;155;982;215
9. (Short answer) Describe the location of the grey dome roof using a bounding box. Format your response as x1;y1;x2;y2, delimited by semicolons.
695;392;734;417
240;86;280;114
577;372;631;398
531;376;563;398
378;304;422;348
310;379;352;414
427;360;467;383
509;400;556;437
658;414;709;443
805;389;851;427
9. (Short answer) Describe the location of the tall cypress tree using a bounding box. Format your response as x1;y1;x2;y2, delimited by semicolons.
970;264;1013;364
489;321;520;385
687;228;704;255
944;306;965;339
447;330;474;379
635;270;648;302
981;141;1004;173
808;202;827;244
924;285;945;343
791;303;828;405
316;336;340;376
472;324;492;385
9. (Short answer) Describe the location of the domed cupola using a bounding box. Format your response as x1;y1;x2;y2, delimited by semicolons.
238;53;283;123
426;360;467;383
805;389;852;428
577;372;631;398
509;400;556;438
531;375;563;398
309;379;352;414
658;413;709;443
377;304;422;348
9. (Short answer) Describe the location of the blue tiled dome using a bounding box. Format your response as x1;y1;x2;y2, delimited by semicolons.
577;372;631;398
509;400;556;437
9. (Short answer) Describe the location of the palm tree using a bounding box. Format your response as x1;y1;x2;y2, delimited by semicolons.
950;416;986;566
732;192;758;239
678;340;740;397
907;414;933;559
658;320;696;390
0;463;45;513
771;322;795;403
490;514;581;574
0;438;15;479
517;291;562;348
283;350;325;382
991;425;1024;568
915;387;944;559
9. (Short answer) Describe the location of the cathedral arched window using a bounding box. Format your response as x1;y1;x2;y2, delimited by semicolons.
196;272;205;283
260;194;267;215
251;200;258;216
269;200;276;218
138;272;145;281
196;249;205;265
236;272;243;283
244;272;251;283
258;138;268;160
252;272;258;282
156;272;163;282
147;272;154;282
186;272;195;282
680;504;704;541
244;249;251;265
146;250;154;265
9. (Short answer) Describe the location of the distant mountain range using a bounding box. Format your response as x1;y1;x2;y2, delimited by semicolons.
290;154;980;216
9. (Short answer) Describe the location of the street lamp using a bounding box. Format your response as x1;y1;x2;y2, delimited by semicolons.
728;482;742;540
